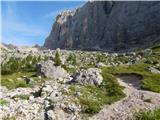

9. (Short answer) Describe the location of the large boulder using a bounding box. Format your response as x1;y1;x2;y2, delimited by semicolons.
36;60;68;79
72;68;103;85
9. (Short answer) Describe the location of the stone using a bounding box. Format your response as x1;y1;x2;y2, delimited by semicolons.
49;91;62;102
21;76;34;84
44;100;50;108
36;60;69;79
70;115;76;120
143;49;152;56
74;91;81;97
147;67;160;74
47;110;56;120
96;62;106;67
60;103;66;109
56;48;60;52
65;103;78;113
29;95;35;101
42;84;53;94
72;68;103;85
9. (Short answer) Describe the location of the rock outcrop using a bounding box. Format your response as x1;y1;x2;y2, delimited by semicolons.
44;1;160;51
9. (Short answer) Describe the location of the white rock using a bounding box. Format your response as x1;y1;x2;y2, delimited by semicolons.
36;60;69;79
72;68;103;85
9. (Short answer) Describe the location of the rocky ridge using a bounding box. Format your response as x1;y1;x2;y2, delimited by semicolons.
44;1;160;51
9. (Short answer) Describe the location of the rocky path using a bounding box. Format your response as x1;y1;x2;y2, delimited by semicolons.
90;74;160;120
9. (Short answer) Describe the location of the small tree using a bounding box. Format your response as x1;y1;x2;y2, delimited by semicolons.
54;52;61;66
67;53;77;65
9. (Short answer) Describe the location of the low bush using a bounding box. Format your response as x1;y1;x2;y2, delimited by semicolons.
134;108;160;120
1;56;42;75
68;68;125;114
102;63;160;93
67;53;77;65
54;52;61;66
13;94;30;100
1;72;36;89
0;99;8;106
2;116;16;120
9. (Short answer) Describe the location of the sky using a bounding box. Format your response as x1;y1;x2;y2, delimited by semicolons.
1;1;86;46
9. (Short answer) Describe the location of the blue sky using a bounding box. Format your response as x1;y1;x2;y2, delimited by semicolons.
1;1;85;46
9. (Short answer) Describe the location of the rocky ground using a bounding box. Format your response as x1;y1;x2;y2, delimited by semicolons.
0;45;160;120
90;74;160;120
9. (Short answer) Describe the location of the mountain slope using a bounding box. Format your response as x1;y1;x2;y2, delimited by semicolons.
44;1;160;51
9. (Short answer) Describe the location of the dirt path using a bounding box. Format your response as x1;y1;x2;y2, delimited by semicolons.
90;74;160;120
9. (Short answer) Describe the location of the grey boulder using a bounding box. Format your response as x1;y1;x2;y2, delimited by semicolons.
72;68;103;85
36;60;68;79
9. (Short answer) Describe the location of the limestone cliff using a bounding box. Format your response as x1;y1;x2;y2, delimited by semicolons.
44;1;160;51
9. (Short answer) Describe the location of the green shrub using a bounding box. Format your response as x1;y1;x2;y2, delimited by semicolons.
13;94;30;100
1;57;20;75
79;96;102;114
1;56;42;75
62;64;77;74
67;53;77;65
15;81;28;88
54;52;61;66
0;99;8;106
2;116;16;120
1;72;35;89
101;63;160;93
68;68;125;115
96;53;105;63
134;108;160;120
100;68;125;97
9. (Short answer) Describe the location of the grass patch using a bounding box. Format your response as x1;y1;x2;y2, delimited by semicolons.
0;99;8;106
151;41;160;53
13;94;30;100
134;108;160;120
1;56;42;75
113;56;129;64
62;65;77;74
2;116;16;120
152;46;160;52
102;63;160;93
68;68;125;115
1;72;43;90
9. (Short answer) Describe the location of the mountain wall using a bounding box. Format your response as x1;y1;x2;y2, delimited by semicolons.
44;1;160;51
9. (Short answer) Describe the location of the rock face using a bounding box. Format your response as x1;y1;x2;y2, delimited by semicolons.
36;60;68;79
72;68;103;85
44;1;160;51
